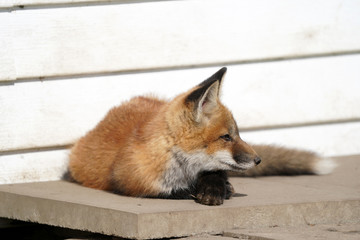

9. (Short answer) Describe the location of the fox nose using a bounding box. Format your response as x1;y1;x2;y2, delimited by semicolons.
254;156;261;165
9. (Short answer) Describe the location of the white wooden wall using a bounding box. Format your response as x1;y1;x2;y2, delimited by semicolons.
1;0;360;184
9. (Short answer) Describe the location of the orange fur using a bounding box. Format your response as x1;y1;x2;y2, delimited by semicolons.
69;96;170;195
68;68;260;198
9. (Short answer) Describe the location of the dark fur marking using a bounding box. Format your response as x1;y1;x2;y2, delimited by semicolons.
194;170;233;205
157;188;194;200
61;170;78;183
198;67;227;88
185;67;227;105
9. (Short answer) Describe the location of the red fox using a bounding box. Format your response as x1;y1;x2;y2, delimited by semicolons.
66;67;336;205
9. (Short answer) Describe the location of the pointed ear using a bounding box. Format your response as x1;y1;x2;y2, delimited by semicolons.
185;67;227;122
198;67;227;89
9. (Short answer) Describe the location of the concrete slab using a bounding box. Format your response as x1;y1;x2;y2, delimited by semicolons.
0;155;359;239
224;223;360;240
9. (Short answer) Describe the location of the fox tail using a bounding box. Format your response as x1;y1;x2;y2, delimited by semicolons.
231;145;337;177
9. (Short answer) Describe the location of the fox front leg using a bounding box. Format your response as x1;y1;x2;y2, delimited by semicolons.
194;171;234;205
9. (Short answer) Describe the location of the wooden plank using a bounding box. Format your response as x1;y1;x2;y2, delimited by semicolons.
1;121;359;184
0;12;16;81
0;149;69;184
1;55;359;151
0;0;140;8
2;0;360;81
0;0;103;8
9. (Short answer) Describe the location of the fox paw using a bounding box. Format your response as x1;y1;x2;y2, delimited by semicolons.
225;180;235;199
194;171;233;205
195;185;225;205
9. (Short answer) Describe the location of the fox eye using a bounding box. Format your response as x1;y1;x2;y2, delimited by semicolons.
220;134;232;142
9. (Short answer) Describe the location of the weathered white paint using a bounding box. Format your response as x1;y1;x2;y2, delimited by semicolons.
0;12;15;81
0;149;69;184
1;55;359;152
0;121;358;184
2;0;360;81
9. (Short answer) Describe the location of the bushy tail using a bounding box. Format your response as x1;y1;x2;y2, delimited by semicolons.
230;145;337;177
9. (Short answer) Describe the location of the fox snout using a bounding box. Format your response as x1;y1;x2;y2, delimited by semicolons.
234;154;261;166
233;139;261;167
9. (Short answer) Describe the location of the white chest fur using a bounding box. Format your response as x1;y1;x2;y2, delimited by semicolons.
159;147;234;195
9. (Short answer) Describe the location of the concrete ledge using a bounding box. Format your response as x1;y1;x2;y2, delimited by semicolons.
222;223;360;240
0;155;359;239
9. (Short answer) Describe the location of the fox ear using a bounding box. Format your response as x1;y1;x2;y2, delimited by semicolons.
185;67;227;122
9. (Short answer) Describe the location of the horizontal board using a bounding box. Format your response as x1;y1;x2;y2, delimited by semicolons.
0;12;15;81
2;0;360;81
1;121;359;184
0;0;153;8
0;149;69;184
0;0;112;8
1;55;360;151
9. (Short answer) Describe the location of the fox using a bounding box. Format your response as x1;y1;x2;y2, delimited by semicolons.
65;67;336;205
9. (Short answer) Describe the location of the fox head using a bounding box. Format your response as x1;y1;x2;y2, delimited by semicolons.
168;67;261;173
